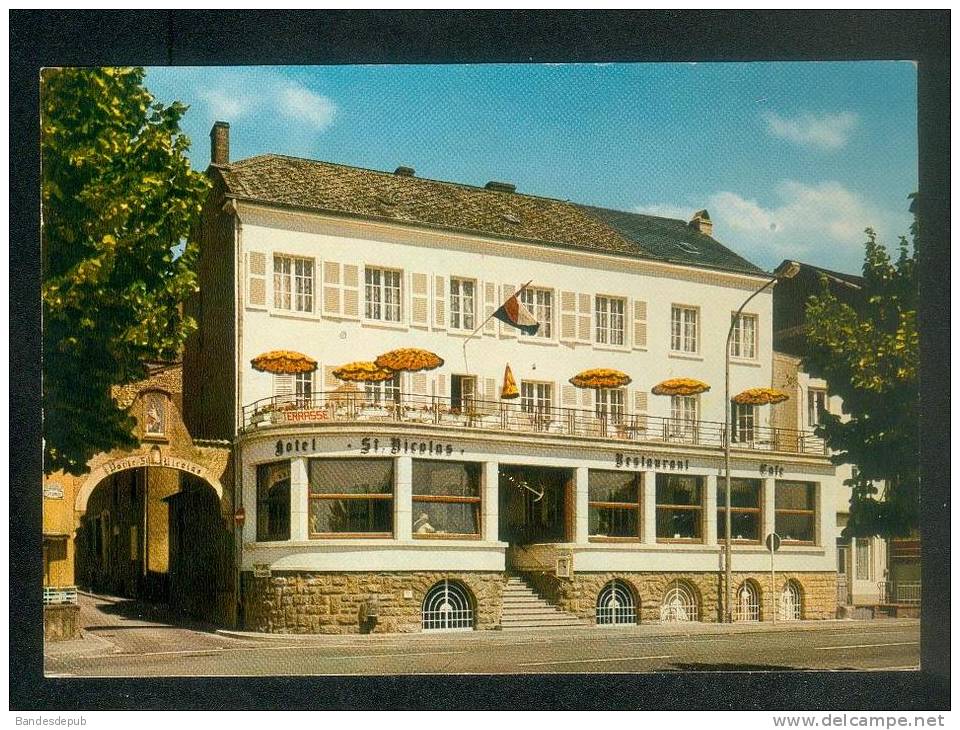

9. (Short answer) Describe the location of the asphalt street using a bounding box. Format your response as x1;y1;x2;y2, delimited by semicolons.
44;592;920;677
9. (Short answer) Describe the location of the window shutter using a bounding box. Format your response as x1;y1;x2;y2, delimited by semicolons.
632;299;648;349
324;366;341;390
484;282;498;336
560;291;577;343
580;388;593;409
342;264;360;319
484;377;497;413
273;373;294;398
633;390;648;433
412;373;427;395
323;261;342;317
247;251;267;308
410;272;429;328
433;275;446;330
500;284;517;338
577;293;592;343
434;373;447;398
562;384;576;407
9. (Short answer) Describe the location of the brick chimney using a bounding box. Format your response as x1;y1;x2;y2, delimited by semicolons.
688;209;713;237
210;121;230;165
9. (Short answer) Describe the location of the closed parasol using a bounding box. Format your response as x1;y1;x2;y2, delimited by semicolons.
501;364;519;399
732;387;789;405
375;348;444;373
251;350;317;375
651;377;711;396
569;368;632;390
332;361;396;383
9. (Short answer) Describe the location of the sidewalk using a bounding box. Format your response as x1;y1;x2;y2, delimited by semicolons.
217;616;919;646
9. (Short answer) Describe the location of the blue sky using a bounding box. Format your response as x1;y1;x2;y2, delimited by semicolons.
146;63;917;275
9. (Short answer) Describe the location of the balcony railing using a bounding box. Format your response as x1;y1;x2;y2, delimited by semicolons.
878;581;921;605
242;392;827;455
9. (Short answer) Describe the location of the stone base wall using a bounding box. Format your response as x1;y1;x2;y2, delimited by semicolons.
241;571;505;634
44;604;81;642
524;570;837;623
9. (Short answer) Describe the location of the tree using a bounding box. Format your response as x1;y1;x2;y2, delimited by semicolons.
41;67;209;475
802;196;919;538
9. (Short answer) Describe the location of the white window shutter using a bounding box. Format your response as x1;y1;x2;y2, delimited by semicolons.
324;366;341;390
412;373;427;395
484;282;498;336
560;291;577;343
577;293;592;343
247;251;267;308
632;299;648;349
484;377;497;412
434;373;447;398
500;284;517;338
433;275;447;330
410;272;429;328
342;264;360;319
323;261;342;317
580;388;593;409
273;373;294;397
562;384;576;407
633;390;649;433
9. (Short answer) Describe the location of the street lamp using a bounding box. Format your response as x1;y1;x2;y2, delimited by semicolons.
723;259;800;622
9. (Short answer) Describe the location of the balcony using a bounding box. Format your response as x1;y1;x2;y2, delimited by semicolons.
242;392;827;456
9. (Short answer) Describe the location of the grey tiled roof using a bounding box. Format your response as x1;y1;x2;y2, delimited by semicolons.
214;154;765;276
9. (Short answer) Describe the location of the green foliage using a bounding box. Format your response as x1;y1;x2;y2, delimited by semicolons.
41;67;210;475
802;197;919;538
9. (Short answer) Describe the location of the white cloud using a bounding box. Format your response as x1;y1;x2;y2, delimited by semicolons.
763;110;858;151
278;82;336;130
633;180;912;273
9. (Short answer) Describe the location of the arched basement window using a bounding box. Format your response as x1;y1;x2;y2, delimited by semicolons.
596;579;638;625
735;580;761;622
779;580;803;621
422;579;474;631
660;579;699;623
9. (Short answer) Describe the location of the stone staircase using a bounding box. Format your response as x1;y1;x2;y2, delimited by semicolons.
500;574;585;631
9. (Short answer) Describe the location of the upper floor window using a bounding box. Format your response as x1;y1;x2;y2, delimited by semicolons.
595;295;625;346
730;313;758;359
671;305;699;353
450;278;476;330
274;255;314;312
596;388;625;423
521;381;552;412
520;287;552;338
670;394;699;438
807;388;827;427
295;371;313;405
365;373;401;405
731;402;757;443
365;267;402;322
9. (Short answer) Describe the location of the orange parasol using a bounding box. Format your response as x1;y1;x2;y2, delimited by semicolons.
732;387;789;405
332;361;396;383
501;364;519;399
569;368;632;390
375;347;444;373
652;377;711;396
251;350;317;375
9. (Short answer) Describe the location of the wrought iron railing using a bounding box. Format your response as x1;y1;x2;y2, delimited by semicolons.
878;580;921;605
43;585;78;605
242;392;828;455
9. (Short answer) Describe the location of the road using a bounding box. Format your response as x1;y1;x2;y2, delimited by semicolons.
45;593;920;677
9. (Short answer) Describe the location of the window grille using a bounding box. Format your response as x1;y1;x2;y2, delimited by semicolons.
735;581;761;622
422;579;474;631
779;581;802;621
660;580;699;623
596;579;637;625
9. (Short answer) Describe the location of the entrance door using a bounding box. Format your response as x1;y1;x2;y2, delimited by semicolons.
836;540;851;605
498;465;572;545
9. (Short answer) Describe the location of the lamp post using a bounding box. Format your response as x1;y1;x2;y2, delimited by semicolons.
723;260;800;622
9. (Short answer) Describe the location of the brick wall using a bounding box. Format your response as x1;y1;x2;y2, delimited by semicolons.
241;571;505;634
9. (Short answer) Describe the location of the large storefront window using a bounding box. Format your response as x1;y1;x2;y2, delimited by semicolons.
308;459;393;537
256;462;291;541
716;478;761;543
588;470;641;539
412;460;481;537
775;480;817;544
656;474;703;541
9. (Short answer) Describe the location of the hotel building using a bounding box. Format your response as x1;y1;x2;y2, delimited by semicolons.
182;122;839;633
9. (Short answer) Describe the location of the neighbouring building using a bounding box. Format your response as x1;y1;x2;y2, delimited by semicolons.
182;121;841;634
772;261;920;617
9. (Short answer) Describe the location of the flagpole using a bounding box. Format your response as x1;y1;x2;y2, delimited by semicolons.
461;280;533;374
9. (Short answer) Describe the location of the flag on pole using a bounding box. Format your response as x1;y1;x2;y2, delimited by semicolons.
492;286;540;335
